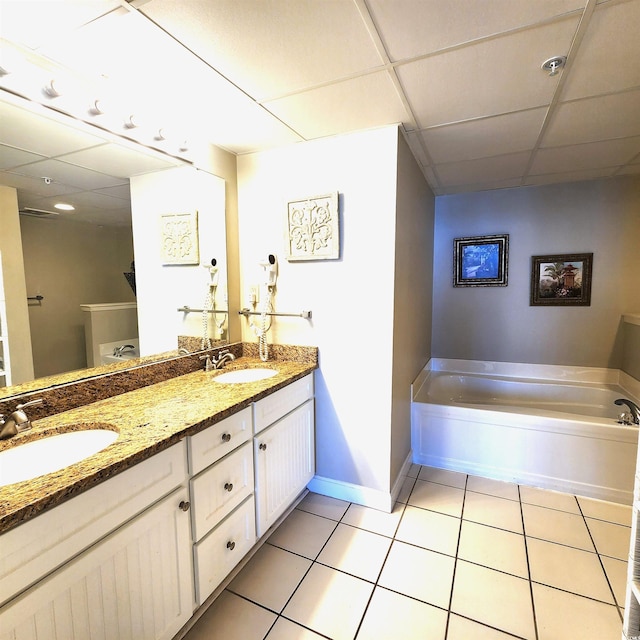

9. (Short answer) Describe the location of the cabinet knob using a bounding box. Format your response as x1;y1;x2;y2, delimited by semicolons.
226;540;236;551
221;433;231;443
224;482;233;492
178;500;191;512
259;443;267;451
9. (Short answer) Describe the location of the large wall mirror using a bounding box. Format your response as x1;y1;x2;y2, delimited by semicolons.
0;92;230;400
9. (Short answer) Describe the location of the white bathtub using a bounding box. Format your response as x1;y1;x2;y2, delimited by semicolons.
411;360;640;504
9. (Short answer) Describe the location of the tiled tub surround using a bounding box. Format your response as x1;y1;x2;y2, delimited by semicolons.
0;344;317;534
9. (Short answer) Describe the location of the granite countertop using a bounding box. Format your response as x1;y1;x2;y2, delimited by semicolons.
0;357;316;535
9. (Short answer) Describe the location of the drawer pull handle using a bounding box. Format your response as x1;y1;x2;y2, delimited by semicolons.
224;482;234;492
178;500;191;512
259;443;267;451
221;433;231;442
226;540;236;551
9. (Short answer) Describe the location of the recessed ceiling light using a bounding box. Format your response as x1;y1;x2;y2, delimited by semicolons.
54;202;75;211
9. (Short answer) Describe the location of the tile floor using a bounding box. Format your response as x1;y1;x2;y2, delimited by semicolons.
183;465;631;639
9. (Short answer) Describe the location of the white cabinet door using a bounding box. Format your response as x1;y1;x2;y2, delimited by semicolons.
254;399;315;537
0;488;194;640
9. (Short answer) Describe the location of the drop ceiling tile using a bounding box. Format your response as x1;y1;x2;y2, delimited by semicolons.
369;0;586;62
12;159;125;191
561;0;640;100
263;72;410;140
141;0;383;100
60;144;180;179
0;145;48;171
397;17;579;128
441;177;523;194
529;136;640;174
421;108;547;164
542;89;640;146
0;100;107;157
524;166;617;186
0;171;77;198
435;151;531;188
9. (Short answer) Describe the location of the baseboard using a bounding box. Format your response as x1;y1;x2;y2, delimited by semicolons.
307;451;414;513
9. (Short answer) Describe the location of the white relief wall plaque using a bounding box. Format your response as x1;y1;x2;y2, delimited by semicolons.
160;211;200;265
285;193;339;261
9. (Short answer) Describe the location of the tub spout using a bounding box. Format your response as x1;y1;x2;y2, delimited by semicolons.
615;398;640;425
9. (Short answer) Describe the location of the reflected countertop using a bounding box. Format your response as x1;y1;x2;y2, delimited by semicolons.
0;357;316;534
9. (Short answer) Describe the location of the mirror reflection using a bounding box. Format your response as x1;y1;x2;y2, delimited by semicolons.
0;94;229;399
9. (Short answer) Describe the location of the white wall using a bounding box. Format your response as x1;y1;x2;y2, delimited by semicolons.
130;166;226;355
433;175;640;368
237;126;433;505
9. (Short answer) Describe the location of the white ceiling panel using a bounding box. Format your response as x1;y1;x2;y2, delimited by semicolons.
542;89;640;147
436;152;532;188
525;166;617;186
0;145;45;170
11;159;126;191
397;17;580;128
421;108;548;164
530;136;640;174
141;0;384;100
368;0;586;62
561;0;640;101
264;71;410;140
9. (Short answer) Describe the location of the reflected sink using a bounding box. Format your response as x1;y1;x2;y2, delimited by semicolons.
213;368;278;383
0;429;118;487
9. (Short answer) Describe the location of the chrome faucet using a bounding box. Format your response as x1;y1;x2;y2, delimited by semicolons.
615;398;640;425
0;398;44;439
199;350;235;372
113;344;136;357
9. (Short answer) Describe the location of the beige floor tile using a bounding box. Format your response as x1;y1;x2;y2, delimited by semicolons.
228;544;312;612
519;485;581;513
463;491;523;534
342;502;404;538
522;503;594;550
418;466;467;488
527;537;614;603
447;614;520;639
457;520;528;578
397;476;416;503
533;583;622;640
587;517;632;560
601;555;628;608
451;561;536;639
267;509;336;559
377;540;455;608
578;496;632;526
296;492;350;521
466;475;519;501
356;586;448;639
282;564;373;640
395;505;461;556
317;523;392;582
265;617;326;639
183;590;276;640
408;479;465;517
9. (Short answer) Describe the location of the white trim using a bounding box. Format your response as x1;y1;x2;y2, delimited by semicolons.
623;314;640;327
308;451;413;513
80;303;137;312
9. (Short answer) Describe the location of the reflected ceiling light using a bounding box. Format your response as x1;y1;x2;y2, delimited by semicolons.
89;98;105;115
123;113;140;129
155;128;166;141
179;140;189;152
541;56;567;76
54;202;75;211
42;78;63;97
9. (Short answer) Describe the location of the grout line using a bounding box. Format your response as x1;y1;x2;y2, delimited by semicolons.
520;483;540;640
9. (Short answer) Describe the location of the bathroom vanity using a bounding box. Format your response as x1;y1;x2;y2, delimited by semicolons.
0;356;316;640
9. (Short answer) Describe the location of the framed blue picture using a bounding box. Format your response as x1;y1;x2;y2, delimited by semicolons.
453;234;509;287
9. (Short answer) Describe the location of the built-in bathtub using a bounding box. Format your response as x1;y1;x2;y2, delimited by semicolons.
411;359;640;504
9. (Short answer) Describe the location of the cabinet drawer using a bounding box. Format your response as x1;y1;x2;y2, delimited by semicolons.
253;373;314;434
190;441;254;542
0;442;187;607
194;496;256;605
189;407;252;475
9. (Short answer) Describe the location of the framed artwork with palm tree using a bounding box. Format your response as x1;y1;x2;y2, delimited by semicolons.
530;253;593;306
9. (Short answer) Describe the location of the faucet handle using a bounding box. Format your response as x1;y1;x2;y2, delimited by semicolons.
16;398;43;411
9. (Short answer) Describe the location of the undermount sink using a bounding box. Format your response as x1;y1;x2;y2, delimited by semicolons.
213;368;278;383
0;428;118;487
